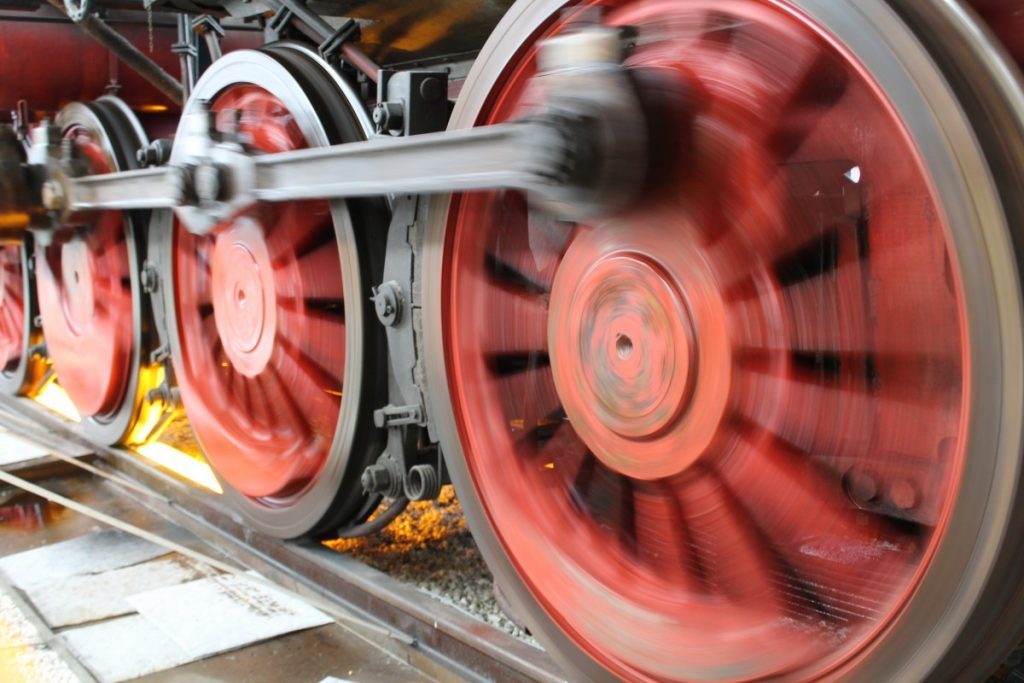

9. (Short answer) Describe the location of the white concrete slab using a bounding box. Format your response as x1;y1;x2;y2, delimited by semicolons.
128;573;332;660
0;588;87;682
29;555;212;628
61;614;194;683
0;432;50;466
0;529;169;590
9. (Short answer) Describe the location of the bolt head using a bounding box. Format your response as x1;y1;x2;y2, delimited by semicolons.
890;479;919;511
41;180;65;211
194;163;222;204
419;77;443;103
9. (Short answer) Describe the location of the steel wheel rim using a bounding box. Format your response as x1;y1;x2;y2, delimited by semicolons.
164;46;387;536
424;1;1024;681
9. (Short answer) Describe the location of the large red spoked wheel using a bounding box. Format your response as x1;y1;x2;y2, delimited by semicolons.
425;1;1024;680
162;45;389;538
0;240;42;396
36;98;154;444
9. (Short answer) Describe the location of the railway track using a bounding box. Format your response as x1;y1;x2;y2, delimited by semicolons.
0;392;564;683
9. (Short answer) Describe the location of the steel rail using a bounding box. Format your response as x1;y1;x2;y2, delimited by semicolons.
0;393;565;683
0;466;414;644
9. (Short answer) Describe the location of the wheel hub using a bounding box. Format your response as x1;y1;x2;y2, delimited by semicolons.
211;219;276;377
550;250;699;478
548;221;731;480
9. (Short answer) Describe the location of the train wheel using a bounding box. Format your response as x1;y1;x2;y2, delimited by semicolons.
0;238;43;396
425;1;1024;680
161;45;390;538
35;97;162;444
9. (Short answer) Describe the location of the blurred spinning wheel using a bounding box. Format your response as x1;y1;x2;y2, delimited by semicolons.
0;239;43;397
161;45;390;538
36;97;161;444
426;0;1024;680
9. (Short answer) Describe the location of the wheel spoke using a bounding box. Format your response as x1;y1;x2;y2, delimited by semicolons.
276;238;345;302
274;306;345;386
268;336;342;443
674;467;782;609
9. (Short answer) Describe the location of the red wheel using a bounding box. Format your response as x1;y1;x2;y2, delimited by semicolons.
425;1;1024;680
35;98;153;443
0;243;39;395
163;46;389;537
0;246;26;376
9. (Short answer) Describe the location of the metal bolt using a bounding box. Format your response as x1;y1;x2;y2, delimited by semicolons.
41;180;65;211
890;479;919;511
140;262;159;293
371;280;402;327
137;139;173;168
843;469;878;505
372;102;404;134
361;463;392;494
419;77;443;103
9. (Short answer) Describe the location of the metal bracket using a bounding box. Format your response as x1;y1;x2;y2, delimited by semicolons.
140;260;159;294
373;404;423;429
266;7;295;42
11;101;29;146
145;371;181;413
374;71;450;137
63;0;92;23
150;343;170;364
318;18;360;66
172;15;200;99
191;15;225;63
377;195;430;423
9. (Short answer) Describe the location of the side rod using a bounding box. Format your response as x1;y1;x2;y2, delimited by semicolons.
251;119;568;201
66;165;185;210
60;118;571;213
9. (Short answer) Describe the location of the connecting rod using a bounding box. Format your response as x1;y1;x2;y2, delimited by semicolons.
56;115;579;229
21;25;648;235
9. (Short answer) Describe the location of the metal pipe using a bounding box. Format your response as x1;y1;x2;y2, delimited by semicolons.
45;0;183;106
173;14;197;100
276;0;333;38
267;0;380;81
340;43;380;83
334;497;410;539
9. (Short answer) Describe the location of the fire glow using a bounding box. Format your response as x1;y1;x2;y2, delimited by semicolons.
135;442;223;494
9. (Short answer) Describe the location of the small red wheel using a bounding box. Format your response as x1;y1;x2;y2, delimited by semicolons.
426;0;1024;680
0;242;40;395
35;98;150;443
0;246;26;377
162;46;389;537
